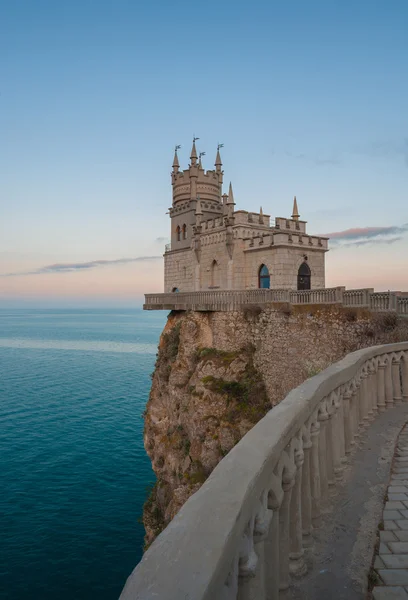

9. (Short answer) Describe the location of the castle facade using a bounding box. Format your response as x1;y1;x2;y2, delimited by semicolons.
164;141;329;293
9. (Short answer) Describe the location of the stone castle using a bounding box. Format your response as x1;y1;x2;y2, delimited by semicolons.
164;139;329;293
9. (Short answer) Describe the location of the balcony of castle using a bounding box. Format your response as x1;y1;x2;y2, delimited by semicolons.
144;288;408;313
120;341;408;600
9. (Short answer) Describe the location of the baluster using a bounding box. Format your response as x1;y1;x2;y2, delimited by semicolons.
385;356;394;408
360;368;370;426
352;380;362;440
365;362;374;420
251;493;272;600
331;391;343;480
377;357;386;412
318;404;329;504
310;418;321;526
402;353;408;402
265;480;283;600
301;424;313;547
392;355;402;404
343;388;353;454
279;468;296;595
222;554;239;600
289;438;307;576
238;519;258;600
325;397;335;486
369;361;378;417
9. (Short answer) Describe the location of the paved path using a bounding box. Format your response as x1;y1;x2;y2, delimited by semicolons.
373;425;408;599
291;402;408;600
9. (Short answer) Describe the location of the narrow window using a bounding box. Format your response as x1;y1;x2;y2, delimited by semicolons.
297;262;311;290
259;264;270;289
176;226;181;242
182;224;187;240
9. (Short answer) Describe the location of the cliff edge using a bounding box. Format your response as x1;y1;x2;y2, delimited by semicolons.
142;305;407;547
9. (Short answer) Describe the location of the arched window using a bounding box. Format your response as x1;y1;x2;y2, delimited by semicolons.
297;262;311;290
259;264;270;289
210;260;220;288
176;226;181;242
172;287;179;293
182;224;187;240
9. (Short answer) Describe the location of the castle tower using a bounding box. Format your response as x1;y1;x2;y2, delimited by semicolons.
169;140;225;250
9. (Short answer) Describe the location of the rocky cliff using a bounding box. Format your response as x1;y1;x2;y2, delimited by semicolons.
142;305;408;547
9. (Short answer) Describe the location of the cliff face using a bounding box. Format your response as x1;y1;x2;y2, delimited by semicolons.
143;306;408;547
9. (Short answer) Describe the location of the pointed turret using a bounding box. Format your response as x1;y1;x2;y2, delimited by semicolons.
215;146;222;172
172;147;180;173
227;182;235;205
259;206;264;224
292;196;300;221
190;139;198;165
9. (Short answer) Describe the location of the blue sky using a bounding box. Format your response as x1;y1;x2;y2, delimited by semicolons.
1;0;407;306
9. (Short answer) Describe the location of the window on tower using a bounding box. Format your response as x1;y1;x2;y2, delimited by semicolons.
176;226;181;241
182;224;187;240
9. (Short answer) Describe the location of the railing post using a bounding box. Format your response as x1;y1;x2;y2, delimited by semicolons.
369;361;378;417
289;445;307;577
385;356;394;408
352;381;362;440
318;405;329;504
310;419;321;526
343;389;353;454
301;425;313;547
377;357;386;412
402;353;408;402
265;492;281;600
392;355;403;404
360;369;370;426
279;476;295;594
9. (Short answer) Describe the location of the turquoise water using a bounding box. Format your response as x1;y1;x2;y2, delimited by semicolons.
0;309;167;600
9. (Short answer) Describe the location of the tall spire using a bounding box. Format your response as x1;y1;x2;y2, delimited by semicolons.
172;145;180;173
292;195;300;221
227;182;235;205
215;143;223;172
190;137;199;165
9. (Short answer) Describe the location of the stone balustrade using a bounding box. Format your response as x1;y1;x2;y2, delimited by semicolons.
120;342;408;600
144;287;407;313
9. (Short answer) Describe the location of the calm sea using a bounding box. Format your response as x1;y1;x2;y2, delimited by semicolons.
0;308;167;600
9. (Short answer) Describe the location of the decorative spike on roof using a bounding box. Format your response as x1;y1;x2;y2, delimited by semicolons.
227;182;235;205
292;195;300;221
172;145;180;171
215;143;223;170
190;137;199;165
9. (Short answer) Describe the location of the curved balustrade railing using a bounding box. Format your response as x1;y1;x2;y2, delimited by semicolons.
120;341;408;600
144;288;408;313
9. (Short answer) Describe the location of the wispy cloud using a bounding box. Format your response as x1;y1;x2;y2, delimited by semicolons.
155;236;169;244
1;256;162;277
352;138;408;168
322;224;408;248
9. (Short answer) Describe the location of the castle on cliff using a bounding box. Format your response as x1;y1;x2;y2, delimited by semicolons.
165;140;329;293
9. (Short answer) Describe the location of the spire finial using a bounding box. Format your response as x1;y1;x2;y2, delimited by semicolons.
173;144;181;172
190;136;199;165
227;181;235;205
292;195;300;221
215;143;223;171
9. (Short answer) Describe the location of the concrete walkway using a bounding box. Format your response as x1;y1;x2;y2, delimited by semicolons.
372;425;408;599
291;402;408;600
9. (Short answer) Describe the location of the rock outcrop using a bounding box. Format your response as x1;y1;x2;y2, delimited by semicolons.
143;305;408;547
